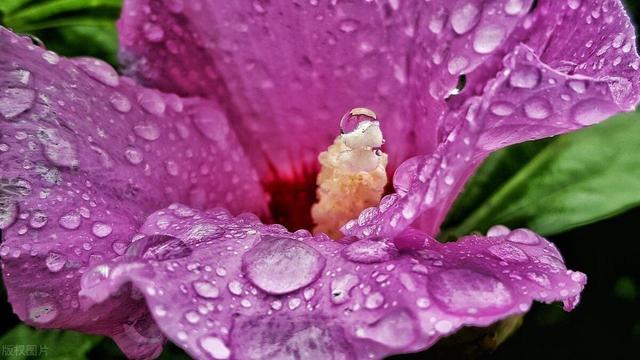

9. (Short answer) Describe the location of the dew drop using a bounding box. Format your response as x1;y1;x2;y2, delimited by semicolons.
524;97;552;120
487;243;529;262
28;292;58;324
490;101;515;116
364;292;385;309
73;58;120;87
29;210;48;229
41;51;60;65
91;222;113;238
138;90;166;115
356;310;416;348
193;281;220;299
330;274;359;305
509;66;541;89
199;336;231;359
45;252;66;272
59;211;81;230
134;122;161;141
571;98;617;126
228;280;243;296
473;25;505;54
0;88;36;120
110;93;132;113
507;228;540;245
242;237;325;295
447;56;469;75
504;0;524;15
339;19;359;33
451;2;481;35
124;147;144;165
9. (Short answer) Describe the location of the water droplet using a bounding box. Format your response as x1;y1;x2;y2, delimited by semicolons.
228;280;243;296
37;128;79;168
490;101;515;116
143;23;165;42
487;243;528;262
473;25;505;54
451;2;481;35
73;58;119;87
45;252;66;272
124;147;144;165
0;200;18;229
339;19;359;33
303;288;316;301
487;225;510;237
134;122;161;141
356;310;416;348
567;0;581;10
242;237;325;295
343;238;397;264
59;211;81;230
434;319;453;334
29;210;48;229
193;281;220;299
429;9;448;34
507;228;540;245
92;222;112;238
185;310;200;324
504;0;524;15
41;51;60;65
155;305;167;317
288;297;302;310
509;66;541;88
571;98;617;126
199;336;231;359
0;88;36;120
165;160;179;176
110;93;132;113
330;274;359;305
364;292;385;309
28;292;58;323
138;90;166;115
524;97;552;120
429;269;512;314
447;56;469;75
416;297;431;309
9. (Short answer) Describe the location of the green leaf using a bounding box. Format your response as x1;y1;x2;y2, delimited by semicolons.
0;325;102;360
445;111;640;237
0;0;31;15
3;0;121;25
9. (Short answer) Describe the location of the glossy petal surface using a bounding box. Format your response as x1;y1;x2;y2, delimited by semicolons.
0;27;265;358
80;206;585;360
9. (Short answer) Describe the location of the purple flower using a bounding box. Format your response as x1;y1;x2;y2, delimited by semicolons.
1;1;638;359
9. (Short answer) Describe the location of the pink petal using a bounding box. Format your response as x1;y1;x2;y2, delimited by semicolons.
117;0;533;175
80;205;585;360
344;0;640;239
0;27;265;358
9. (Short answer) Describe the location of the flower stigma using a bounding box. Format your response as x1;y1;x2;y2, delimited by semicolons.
311;108;388;238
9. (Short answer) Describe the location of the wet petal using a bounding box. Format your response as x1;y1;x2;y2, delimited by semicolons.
117;0;533;175
345;0;640;239
80;206;585;360
0;27;265;358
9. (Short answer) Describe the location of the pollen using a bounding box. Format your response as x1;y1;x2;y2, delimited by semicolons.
311;108;388;239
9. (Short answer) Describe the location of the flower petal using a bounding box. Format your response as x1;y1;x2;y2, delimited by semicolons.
117;0;533;175
80;205;585;360
0;27;265;358
344;0;640;239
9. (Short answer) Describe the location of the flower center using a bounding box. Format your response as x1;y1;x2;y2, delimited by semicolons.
311;108;388;239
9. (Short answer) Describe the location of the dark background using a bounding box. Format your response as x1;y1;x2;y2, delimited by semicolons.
1;1;640;359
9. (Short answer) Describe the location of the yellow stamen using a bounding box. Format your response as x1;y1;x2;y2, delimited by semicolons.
311;108;388;239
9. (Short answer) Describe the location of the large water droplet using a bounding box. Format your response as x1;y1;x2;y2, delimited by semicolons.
571;98;617;126
199;336;231;359
92;222;112;238
45;252;66;272
509;66;541;89
473;25;505;54
504;0;524;15
356;310;416;348
41;51;60;65
29;210;48;229
138;90;166;115
0;88;36;120
364;292;385;309
126;234;193;261
134;122;161;141
110;93;132;113
125;147;144;165
73;58;120;87
524;97;552;120
507;228;540;245
59;211;81;230
28;292;58;324
450;2;481;35
0;199;18;229
242;236;325;295
343;238;397;264
487;243;528;262
429;269;513;314
330;274;359;305
37;128;79;168
193;281;220;299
